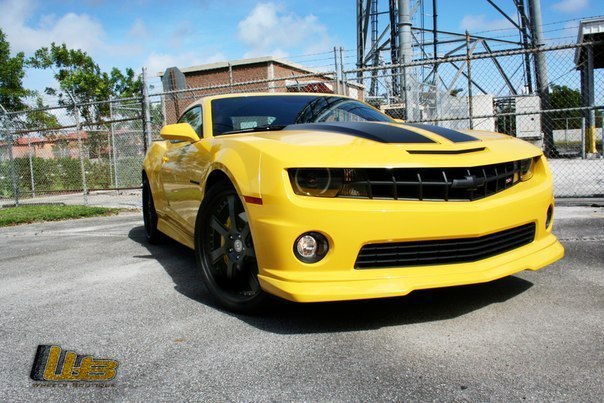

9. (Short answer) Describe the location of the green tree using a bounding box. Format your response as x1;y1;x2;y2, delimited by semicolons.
1;29;60;141
24;95;61;133
28;43;142;123
549;84;602;130
0;28;32;111
550;84;581;130
28;43;143;159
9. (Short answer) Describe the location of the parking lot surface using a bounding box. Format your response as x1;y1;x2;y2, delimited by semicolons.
0;205;602;401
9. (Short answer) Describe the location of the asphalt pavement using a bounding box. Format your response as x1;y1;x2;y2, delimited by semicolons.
0;205;602;401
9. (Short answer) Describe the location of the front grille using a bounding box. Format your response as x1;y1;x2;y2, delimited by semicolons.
340;160;521;201
355;223;536;269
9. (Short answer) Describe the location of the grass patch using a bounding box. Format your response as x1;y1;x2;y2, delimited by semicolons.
0;205;119;226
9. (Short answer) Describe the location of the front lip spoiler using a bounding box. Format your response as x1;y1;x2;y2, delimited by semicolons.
257;234;564;303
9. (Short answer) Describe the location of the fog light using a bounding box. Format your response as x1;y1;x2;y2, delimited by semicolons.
546;205;553;229
294;232;329;263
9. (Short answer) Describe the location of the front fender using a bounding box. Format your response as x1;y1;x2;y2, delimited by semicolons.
206;146;262;200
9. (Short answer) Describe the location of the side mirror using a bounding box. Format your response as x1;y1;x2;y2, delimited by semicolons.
160;123;200;143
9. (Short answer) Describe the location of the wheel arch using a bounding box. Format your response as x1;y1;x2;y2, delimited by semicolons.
205;169;233;192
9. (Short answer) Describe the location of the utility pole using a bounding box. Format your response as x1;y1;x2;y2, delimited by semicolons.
528;0;556;157
356;0;364;82
398;0;412;120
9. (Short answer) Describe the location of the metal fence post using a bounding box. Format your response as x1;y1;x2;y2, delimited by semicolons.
601;114;604;158
109;96;119;189
228;63;234;93
333;47;341;95
581;117;586;160
0;104;19;206
67;92;88;205
434;67;440;125
465;31;474;130
27;134;35;197
585;44;596;154
339;47;348;96
7;129;18;206
142;68;152;154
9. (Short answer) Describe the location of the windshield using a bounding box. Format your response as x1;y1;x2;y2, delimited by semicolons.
211;95;393;136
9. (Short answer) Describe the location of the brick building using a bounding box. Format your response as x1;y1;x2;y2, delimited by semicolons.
159;56;364;123
0;132;88;161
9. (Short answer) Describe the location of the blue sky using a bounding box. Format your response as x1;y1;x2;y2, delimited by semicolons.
0;0;602;92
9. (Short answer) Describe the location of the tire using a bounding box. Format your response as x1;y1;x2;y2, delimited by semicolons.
195;183;268;313
142;175;163;244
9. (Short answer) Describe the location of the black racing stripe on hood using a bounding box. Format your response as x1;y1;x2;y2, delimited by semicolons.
404;123;479;143
284;122;436;143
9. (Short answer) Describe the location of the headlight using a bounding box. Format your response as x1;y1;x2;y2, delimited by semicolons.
289;168;371;198
519;157;535;181
290;168;343;197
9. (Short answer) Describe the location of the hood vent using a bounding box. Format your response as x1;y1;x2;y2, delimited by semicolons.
407;147;486;155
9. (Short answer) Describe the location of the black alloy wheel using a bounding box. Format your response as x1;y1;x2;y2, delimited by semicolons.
142;176;162;244
195;183;267;313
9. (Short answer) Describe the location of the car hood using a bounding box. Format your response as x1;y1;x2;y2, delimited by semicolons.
223;121;542;167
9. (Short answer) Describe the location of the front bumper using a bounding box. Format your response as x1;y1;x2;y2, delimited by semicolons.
258;233;563;302
245;165;564;303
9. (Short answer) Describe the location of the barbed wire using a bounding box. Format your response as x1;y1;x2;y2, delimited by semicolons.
473;14;604;35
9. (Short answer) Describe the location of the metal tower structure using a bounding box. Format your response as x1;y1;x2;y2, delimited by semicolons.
356;0;554;154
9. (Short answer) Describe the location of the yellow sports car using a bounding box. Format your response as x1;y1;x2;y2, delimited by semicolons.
142;93;564;312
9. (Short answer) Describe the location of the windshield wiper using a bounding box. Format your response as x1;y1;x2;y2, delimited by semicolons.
222;125;287;135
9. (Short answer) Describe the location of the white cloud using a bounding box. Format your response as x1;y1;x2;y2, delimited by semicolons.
552;0;588;13
129;18;148;39
459;14;514;33
168;23;195;49
0;0;231;92
0;0;106;53
237;2;332;58
143;51;226;76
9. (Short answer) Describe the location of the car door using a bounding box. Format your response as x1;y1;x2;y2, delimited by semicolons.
159;105;210;234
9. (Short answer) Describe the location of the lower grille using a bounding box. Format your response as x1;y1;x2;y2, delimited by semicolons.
355;223;536;269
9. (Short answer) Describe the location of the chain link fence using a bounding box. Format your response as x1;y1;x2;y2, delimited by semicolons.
1;42;602;209
344;42;604;198
0;97;146;208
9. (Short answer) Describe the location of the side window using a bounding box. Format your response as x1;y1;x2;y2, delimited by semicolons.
178;106;203;137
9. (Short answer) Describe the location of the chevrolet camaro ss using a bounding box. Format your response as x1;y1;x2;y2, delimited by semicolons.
142;93;564;312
